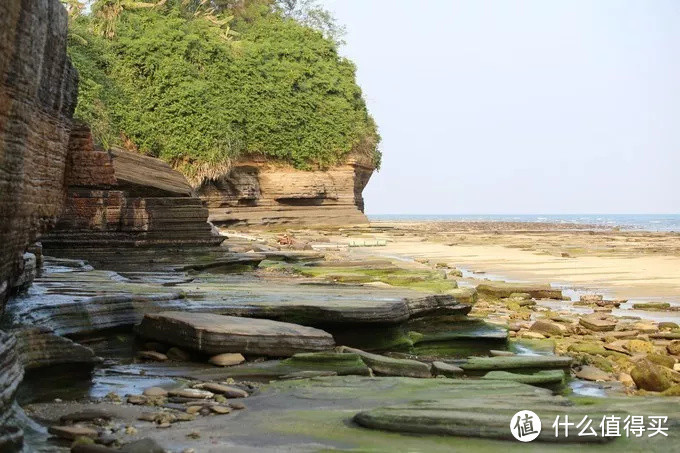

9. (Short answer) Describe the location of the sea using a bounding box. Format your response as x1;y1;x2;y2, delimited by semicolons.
368;214;680;232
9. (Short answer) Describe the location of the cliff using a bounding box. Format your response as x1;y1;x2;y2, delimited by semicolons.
0;0;78;306
198;157;374;228
40;124;223;251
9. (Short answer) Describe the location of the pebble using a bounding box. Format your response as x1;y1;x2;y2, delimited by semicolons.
143;387;168;397
209;353;246;367
137;351;168;361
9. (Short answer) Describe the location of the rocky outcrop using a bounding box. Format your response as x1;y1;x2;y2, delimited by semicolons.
0;0;78;306
198;157;373;227
41;125;223;250
137;311;336;357
13;327;99;371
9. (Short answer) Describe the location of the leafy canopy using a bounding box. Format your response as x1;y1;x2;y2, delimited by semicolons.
67;0;380;184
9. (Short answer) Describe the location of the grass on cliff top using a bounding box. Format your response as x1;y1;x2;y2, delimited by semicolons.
67;1;380;185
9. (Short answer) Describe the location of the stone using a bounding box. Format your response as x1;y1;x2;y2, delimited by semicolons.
229;402;246;410
632;322;658;334
668;340;680;355
71;446;118;453
137;311;335;357
47;426;98;440
579;294;603;303
198;158;374;227
631;360;672;392
200;383;248;398
168;388;214;399
431;361;464;377
126;395;147;405
209;353;246;367
166;347;191;361
137;351;168;362
529;320;569;337
579;317;617;332
574;365;611;382
633;302;671;311
519;331;545;339
338;346;431;378
489;350;515;357
476;282;562;299
210;406;231;414
659;322;679;331
482;370;565;385
143;387;168;398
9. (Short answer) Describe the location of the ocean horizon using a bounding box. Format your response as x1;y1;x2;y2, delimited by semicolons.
368;214;680;232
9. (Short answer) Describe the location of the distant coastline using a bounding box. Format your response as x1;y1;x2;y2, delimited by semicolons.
368;214;680;232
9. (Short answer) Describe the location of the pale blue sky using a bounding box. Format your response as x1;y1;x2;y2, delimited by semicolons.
321;0;680;214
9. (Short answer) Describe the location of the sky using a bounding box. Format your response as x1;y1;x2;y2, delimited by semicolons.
320;0;680;215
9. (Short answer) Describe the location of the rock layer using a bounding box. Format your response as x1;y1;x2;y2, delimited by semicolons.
0;331;23;429
41;125;222;251
137;311;336;357
198;158;373;227
0;0;78;306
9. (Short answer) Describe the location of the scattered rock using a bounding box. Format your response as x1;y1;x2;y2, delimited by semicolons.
617;372;636;388
529;320;568;337
659;322;679;331
627;340;655;354
646;353;676;369
633;302;671;311
574;365;611;382
229;402;246;410
60;409;113;424
667;340;680;356
482;369;565;385
168;388;214;399
126;395;147;405
579;316;617;332
210;406;231;414
200;383;248;398
120;438;166;453
209;353;245;367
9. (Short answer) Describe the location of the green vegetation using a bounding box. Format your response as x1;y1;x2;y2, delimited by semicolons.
65;0;380;184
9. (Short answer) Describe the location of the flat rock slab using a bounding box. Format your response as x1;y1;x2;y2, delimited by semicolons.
476;282;562;299
338;346;431;378
481;370;565;385
579;317;617;332
137;312;335;357
461;355;572;373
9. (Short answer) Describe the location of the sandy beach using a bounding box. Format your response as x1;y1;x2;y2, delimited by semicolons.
339;221;680;303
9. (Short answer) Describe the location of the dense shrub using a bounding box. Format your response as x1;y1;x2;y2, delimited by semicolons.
67;0;380;183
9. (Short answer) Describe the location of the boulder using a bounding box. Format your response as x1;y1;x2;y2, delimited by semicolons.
668;340;680;356
200;383;248;398
137;312;335;357
630;360;672;392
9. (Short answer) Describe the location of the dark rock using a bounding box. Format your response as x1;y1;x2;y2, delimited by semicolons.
338;346;431;378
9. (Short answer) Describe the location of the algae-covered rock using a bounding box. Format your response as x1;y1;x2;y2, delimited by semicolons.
646;353;676;369
579;317;617;332
667;340;680;356
338;346;431;378
476;281;562;299
282;352;371;376
529;320;568;337
431;361;464;378
631;360;672;392
481;369;565;385
461;355;572;373
627;340;655;354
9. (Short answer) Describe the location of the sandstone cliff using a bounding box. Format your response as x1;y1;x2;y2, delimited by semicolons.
41;125;223;251
0;0;78;306
198;157;374;228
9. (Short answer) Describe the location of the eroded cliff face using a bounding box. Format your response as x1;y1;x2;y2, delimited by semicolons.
0;0;78;307
198;157;374;228
41;124;223;252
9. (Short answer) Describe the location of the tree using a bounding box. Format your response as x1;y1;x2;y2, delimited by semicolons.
276;0;345;45
92;0;165;38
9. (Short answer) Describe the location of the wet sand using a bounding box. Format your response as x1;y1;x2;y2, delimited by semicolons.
341;221;680;303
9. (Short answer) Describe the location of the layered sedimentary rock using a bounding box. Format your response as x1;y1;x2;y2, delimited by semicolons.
198;157;373;227
13;327;99;371
0;0;78;305
41;125;222;250
0;331;23;429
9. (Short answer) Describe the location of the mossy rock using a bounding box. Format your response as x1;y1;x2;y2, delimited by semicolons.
631;360;672;392
481;369;565;386
646;353;676;369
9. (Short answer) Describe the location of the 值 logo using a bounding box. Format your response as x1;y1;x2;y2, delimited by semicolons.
510;410;542;442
